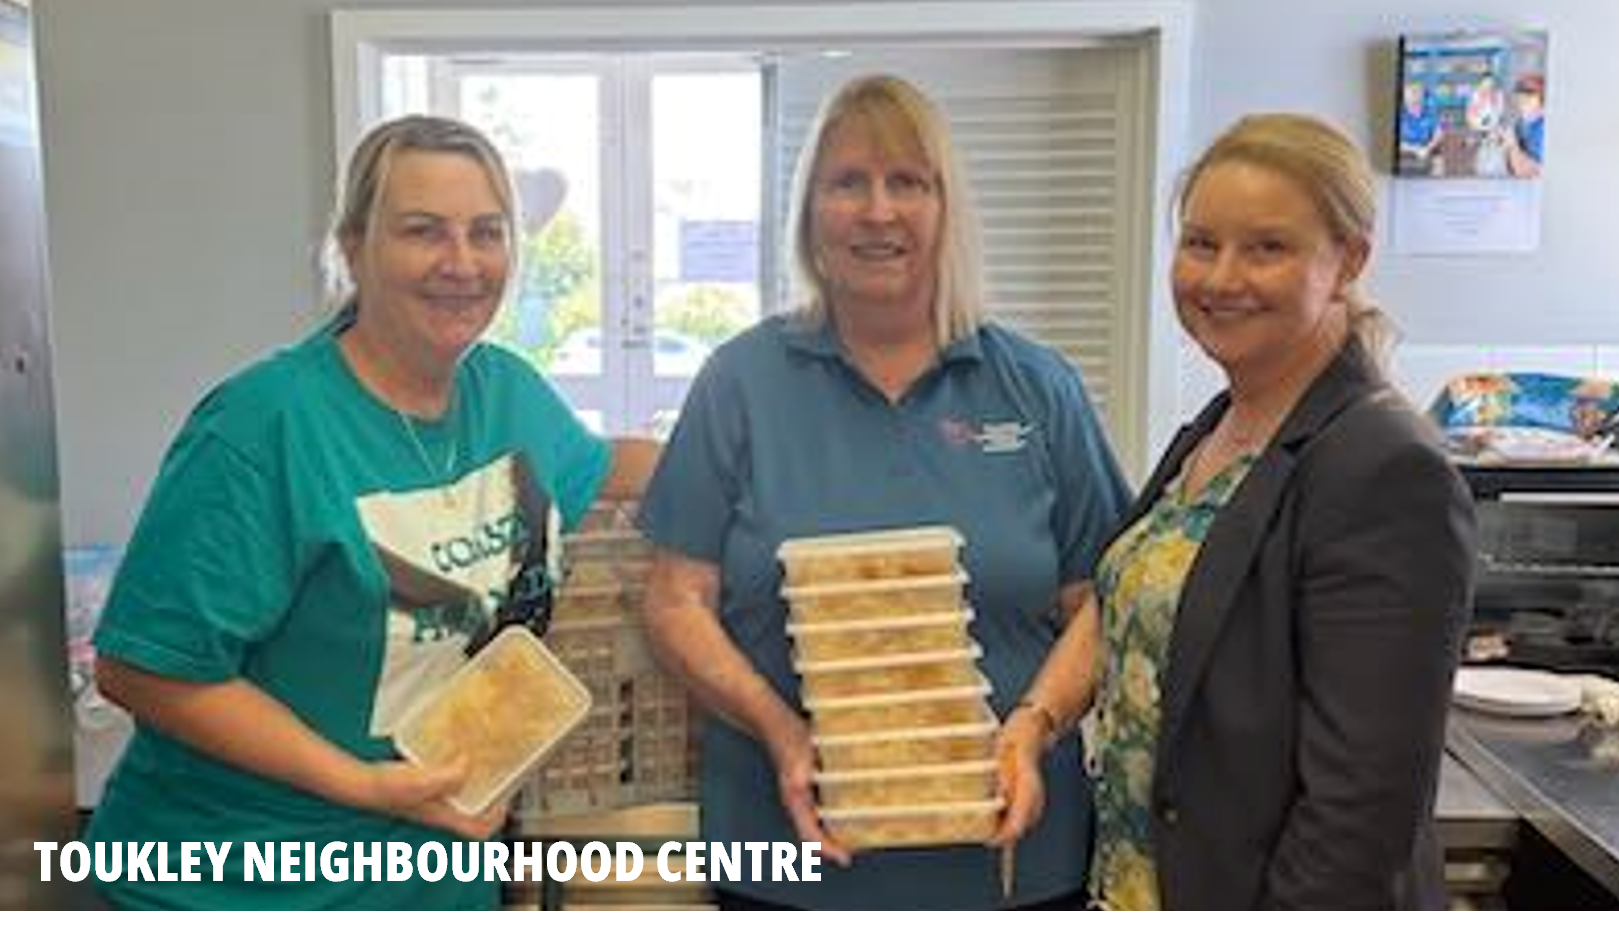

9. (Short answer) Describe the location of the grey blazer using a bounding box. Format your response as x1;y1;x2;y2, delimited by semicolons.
1125;339;1476;909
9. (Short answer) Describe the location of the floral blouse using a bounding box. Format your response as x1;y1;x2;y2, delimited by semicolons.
1088;450;1256;910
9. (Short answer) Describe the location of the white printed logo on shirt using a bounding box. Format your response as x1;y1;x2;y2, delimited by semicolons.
355;453;557;737
938;416;1033;454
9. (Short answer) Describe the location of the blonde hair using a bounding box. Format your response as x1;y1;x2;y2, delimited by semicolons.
321;114;518;308
1177;113;1398;365
785;74;983;346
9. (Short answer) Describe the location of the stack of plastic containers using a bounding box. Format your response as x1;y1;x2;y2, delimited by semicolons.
779;526;1003;851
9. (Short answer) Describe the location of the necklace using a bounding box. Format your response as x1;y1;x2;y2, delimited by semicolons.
1181;411;1270;503
397;396;459;509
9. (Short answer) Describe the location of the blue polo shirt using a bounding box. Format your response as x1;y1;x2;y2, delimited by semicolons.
639;314;1130;909
1516;114;1545;163
1400;102;1440;148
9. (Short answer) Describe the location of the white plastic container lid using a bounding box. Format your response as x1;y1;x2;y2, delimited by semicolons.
786;608;973;639
393;626;593;815
778;526;964;562
794;641;983;675
801;680;992;713
817;797;1005;822
813;758;998;786
782;570;969;601
811;717;999;749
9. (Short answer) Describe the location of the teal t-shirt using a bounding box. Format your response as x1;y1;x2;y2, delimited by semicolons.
87;310;610;909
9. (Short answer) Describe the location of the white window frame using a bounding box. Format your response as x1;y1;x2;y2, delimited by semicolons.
330;2;1196;477
421;53;760;433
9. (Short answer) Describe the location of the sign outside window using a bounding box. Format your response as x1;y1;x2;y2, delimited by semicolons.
679;219;759;284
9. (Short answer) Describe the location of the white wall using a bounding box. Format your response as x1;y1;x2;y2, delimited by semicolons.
1183;0;1619;417
34;0;1619;543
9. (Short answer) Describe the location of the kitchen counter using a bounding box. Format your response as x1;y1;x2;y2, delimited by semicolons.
1436;748;1519;907
1437;750;1518;847
1447;708;1619;895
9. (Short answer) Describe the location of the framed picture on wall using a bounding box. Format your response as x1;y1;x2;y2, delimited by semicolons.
1394;30;1548;179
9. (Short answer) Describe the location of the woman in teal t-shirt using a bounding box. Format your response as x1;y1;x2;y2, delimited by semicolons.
86;115;658;909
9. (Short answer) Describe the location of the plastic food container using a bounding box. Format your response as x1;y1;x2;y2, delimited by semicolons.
778;526;964;586
814;719;999;771
394;626;593;815
787;610;973;663
819;799;1004;851
784;573;967;625
797;644;983;702
806;682;993;737
815;759;999;809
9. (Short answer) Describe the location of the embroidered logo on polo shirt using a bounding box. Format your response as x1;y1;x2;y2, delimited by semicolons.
978;421;1033;453
939;417;976;446
938;417;1033;453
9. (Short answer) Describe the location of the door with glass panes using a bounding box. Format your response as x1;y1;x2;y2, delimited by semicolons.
380;53;764;436
375;46;1139;453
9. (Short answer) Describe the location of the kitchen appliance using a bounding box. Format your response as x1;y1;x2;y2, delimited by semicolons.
1461;463;1619;676
0;0;80;909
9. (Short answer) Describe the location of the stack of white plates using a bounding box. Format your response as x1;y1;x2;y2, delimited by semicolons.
1452;666;1583;717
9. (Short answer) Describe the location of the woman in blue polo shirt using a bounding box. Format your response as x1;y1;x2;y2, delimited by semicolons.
638;74;1130;909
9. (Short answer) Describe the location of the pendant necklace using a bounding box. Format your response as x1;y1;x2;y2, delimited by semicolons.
397;392;459;510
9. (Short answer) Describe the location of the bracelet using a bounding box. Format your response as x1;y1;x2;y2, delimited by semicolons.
1012;699;1062;740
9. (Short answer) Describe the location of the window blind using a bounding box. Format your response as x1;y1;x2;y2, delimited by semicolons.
772;47;1142;444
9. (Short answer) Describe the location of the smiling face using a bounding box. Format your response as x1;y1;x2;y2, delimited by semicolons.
1403;82;1426;114
345;150;512;371
1172;160;1366;382
809;118;943;336
1514;85;1544;119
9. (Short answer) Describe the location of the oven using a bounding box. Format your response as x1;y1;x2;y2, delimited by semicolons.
1460;464;1619;674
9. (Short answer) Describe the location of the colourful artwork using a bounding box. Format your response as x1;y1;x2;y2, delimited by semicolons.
1430;372;1619;463
1395;31;1548;180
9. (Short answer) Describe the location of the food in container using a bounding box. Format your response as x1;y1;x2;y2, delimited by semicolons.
778;526;964;586
813;719;998;770
796;644;983;702
787;609;974;663
815;759;999;808
819;799;1003;851
784;572;967;625
805;682;993;737
394;626;593;815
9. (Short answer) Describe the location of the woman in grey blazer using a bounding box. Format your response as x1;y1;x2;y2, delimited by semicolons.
993;114;1476;908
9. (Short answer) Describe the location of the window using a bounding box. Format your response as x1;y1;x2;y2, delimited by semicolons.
334;4;1194;472
379;53;763;436
550;326;712;377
